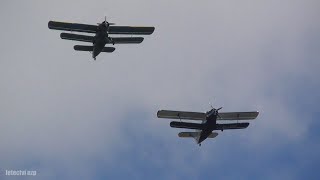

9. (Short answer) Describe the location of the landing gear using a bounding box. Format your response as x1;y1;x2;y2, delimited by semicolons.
199;143;201;147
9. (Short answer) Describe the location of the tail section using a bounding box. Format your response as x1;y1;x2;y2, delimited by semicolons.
101;47;115;53
73;45;115;53
178;132;218;139
74;45;93;51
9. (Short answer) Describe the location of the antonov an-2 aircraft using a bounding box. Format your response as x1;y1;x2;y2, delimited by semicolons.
157;107;259;146
48;17;155;60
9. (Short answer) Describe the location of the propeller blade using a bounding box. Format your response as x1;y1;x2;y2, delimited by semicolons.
209;102;213;109
103;16;115;25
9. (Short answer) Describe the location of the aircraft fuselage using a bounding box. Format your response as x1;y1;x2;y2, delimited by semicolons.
92;24;111;60
198;111;218;144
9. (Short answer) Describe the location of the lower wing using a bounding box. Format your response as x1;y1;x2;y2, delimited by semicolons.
170;121;204;130
61;33;93;43
111;37;144;44
60;33;144;44
215;123;250;130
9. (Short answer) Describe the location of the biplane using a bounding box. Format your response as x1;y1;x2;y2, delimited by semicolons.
48;17;155;60
157;107;259;146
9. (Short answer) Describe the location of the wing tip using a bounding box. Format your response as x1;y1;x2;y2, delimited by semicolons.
150;27;155;34
157;109;173;118
138;37;144;43
48;21;53;29
156;110;163;118
244;122;250;128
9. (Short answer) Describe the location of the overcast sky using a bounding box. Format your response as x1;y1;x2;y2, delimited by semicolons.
0;0;319;179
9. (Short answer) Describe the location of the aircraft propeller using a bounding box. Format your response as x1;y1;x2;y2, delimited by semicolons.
207;103;223;118
99;16;115;27
97;16;115;45
215;107;222;119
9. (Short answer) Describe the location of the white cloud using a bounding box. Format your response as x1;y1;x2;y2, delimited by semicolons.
0;0;319;179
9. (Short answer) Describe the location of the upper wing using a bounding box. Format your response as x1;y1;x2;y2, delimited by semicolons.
157;110;206;121
48;21;97;33
108;26;155;35
217;111;259;121
49;21;154;35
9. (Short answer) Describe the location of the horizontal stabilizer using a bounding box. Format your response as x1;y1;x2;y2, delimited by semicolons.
61;33;93;42
178;132;218;138
74;45;93;51
170;121;204;130
73;45;115;53
218;111;259;121
215;123;249;130
101;47;115;52
158;110;206;121
110;37;144;44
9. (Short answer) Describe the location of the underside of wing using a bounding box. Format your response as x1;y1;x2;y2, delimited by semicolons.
111;37;144;44
157;110;206;121
178;132;218;138
108;26;155;35
215;123;250;130
170;121;204;130
48;21;97;33
60;33;94;43
217;111;259;121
